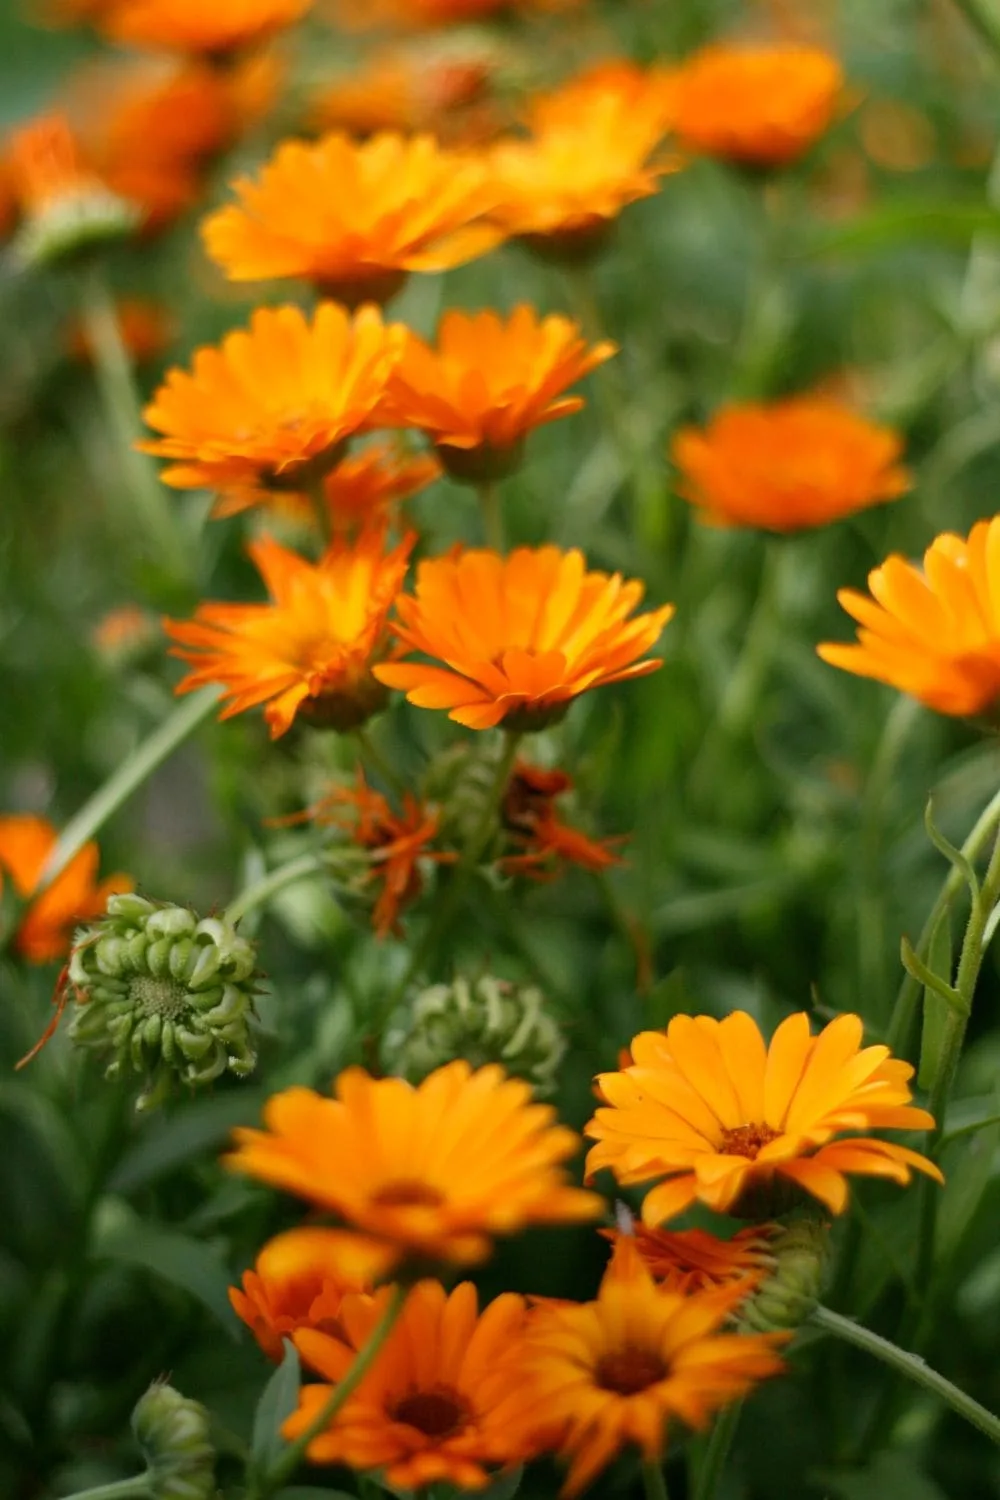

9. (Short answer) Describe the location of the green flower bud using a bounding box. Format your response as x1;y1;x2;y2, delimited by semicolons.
132;1381;215;1500
67;893;260;1111
736;1216;831;1334
15;185;139;271
386;974;566;1093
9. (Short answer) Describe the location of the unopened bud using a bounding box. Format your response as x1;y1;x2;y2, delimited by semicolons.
736;1216;831;1333
132;1381;215;1500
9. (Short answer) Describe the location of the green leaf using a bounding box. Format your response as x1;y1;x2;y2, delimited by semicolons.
918;908;955;1093
793;201;1000;260
109;1089;266;1192
253;1339;301;1470
814;1451;948;1500
275;1492;358;1500
96;1217;239;1335
476;1467;524;1500
644;968;694;1029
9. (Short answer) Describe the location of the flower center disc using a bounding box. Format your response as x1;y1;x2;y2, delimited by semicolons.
596;1347;668;1396
391;1387;470;1439
130;975;188;1020
721;1122;780;1159
371;1179;446;1209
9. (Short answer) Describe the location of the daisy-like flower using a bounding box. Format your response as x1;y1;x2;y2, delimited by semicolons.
222;442;441;528
383;306;616;482
671;397;910;532
672;44;843;167
511;1239;785;1496
287;1280;533;1488
139;304;405;512
101;0;311;56
165;528;414;738
601;1221;774;1296
817;516;1000;715
201;131;503;307
373;546;674;731
230;1227;391;1361
0;814;131;964
501;761;624;878
586;1011;942;1223
225;1060;601;1270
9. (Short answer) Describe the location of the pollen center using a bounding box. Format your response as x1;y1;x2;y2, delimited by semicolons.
720;1122;780;1159
391;1387;471;1440
129;975;189;1020
596;1347;668;1396
371;1179;446;1209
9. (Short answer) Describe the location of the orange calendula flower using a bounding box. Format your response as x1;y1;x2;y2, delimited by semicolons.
601;1220;774;1296
511;1239;785;1496
201;131;503;307
383;306;616;481
501;761;625;878
373;546;674;731
672;44;843;167
220;442;441;528
671;397;910;532
165;528;413;738
225;1060;601;1269
230;1226;392;1361
818;516;1000;715
0;815;131;964
288;1280;533;1487
586;1011;942;1223
140;303;405;511
101;0;311;55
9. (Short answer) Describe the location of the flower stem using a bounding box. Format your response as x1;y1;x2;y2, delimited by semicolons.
948;0;1000;58
252;1283;407;1499
693;1401;742;1500
642;1458;670;1500
355;725;407;799
49;1476;152;1500
811;1304;1000;1447
478;479;505;551
224;850;332;926
37;685;222;891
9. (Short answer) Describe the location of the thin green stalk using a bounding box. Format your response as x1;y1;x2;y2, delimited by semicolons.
252;1283;407;1499
355;725;407;799
37;686;222;891
51;1476;152;1500
642;1458;670;1500
812;1304;1000;1447
478;479;505;551
694;1401;742;1500
224;850;331;926
948;0;1000;58
858;696;921;1025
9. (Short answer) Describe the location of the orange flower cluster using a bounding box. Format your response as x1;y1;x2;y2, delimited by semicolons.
0;815;131;964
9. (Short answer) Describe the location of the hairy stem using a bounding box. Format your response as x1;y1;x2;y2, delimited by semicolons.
224;851;332;926
693;1401;742;1500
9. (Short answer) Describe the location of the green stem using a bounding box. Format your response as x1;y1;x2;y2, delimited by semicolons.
948;0;1000;58
224;850;331;926
858;696;921;1025
52;1476;152;1500
642;1458;670;1500
693;1401;742;1500
355;726;407;799
252;1283;407;1499
478;479;505;551
811;1304;1000;1446
37;686;221;891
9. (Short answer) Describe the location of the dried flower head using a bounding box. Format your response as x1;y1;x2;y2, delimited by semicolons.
501;760;625;878
0;814;130;965
602;1217;775;1297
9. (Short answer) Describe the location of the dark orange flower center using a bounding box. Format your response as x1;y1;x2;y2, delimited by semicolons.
371;1179;446;1209
596;1346;668;1396
391;1386;471;1439
720;1123;780;1159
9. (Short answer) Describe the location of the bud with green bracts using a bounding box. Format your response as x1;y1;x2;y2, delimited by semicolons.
386;974;566;1093
67;893;260;1111
132;1380;215;1500
736;1215;831;1334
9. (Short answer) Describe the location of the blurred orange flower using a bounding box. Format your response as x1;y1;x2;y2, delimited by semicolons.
165;528;414;738
311;42;495;141
333;0;549;26
5;113;138;261
383;306;616;480
225;1060;600;1268
288;1281;533;1487
202;131;503;306
586;1011;942;1223
0;815;131;964
220;442;441;528
68;297;174;365
501;761;625;878
601;1221;775;1296
140;303;405;511
101;0;311;55
671;397;910;532
672;44;843;167
818;516;1000;716
373;546;674;730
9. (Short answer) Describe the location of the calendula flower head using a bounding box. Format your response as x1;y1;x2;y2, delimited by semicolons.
383;306;616;482
202;131;503;307
511;1238;786;1496
131;1381;215;1500
221;441;441;528
7;113;138;268
586;1011;943;1223
140;303;405;512
230;1226;392;1360
672;397;910;532
311;39;495;141
225;1060;601;1272
69;298;174;367
817;516;1000;717
501;760;626;878
288;1280;534;1488
67;893;260;1112
385;974;566;1093
672;44;843;167
374;545;674;731
166;529;414;739
101;0;311;55
0;814;131;965
525;59;678;143
602;1214;776;1297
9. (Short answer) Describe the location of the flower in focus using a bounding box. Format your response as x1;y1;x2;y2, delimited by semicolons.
140;303;405;511
68;298;174;366
230;1226;392;1360
201;132;503;306
311;40;496;142
165;528;414;738
586;1011;943;1222
602;1218;774;1296
373;546;674;731
224;442;441;528
818;517;1000;717
501;760;625;878
383;306;616;481
225;1060;601;1269
6;113;138;266
510;1239;785;1496
288;1280;534;1488
672;44;843;167
101;0;311;55
671;397;910;532
0;814;131;964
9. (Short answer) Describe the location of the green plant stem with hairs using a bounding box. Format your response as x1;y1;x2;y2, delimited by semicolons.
478;478;505;551
55;1477;153;1500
